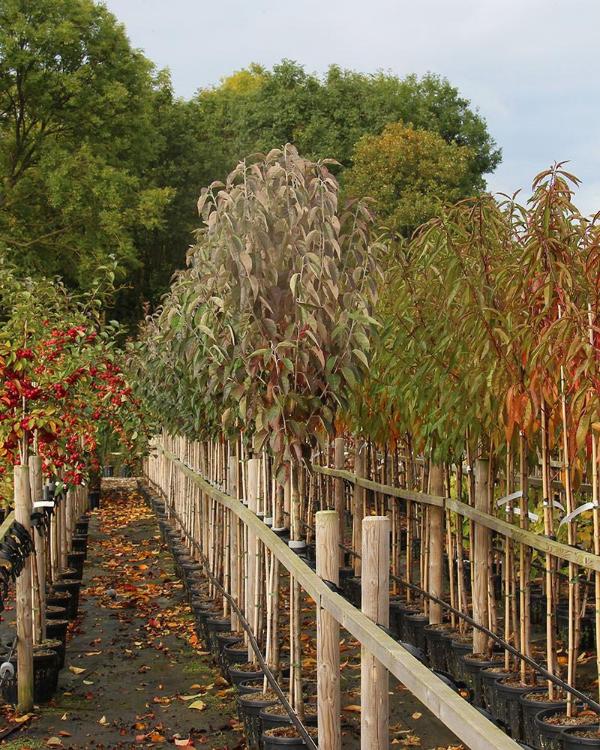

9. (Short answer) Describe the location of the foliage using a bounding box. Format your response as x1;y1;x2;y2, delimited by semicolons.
0;0;172;293
133;146;380;477
0;259;149;504
343;122;474;236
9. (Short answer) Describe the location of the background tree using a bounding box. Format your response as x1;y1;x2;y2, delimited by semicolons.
0;0;172;291
343;122;475;236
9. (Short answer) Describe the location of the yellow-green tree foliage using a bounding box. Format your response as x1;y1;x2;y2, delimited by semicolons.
344;122;474;236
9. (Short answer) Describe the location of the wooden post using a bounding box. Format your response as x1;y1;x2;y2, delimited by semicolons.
228;461;240;631
334;437;345;567
29;455;46;644
473;458;490;655
246;457;259;659
361;515;390;750
316;510;341;750
15;465;34;713
428;462;444;624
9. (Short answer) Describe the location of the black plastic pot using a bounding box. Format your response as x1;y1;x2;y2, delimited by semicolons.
52;578;82;620
424;625;455;671
345;577;362;607
397;603;423;643
71;535;88;557
75;517;89;535
462;654;504;707
67;551;85;579
0;648;59;704
238;692;278;750
403;611;428;653
40;638;65;670
237;678;265;696
520;690;567;748
447;636;473;682
563;727;600;749
230;664;264;686
262;727;318;749
223;643;249;667
46;604;68;621
206;617;231;661
216;632;244;677
494;677;541;741
480;667;515;712
196;607;222;643
89;490;100;510
534;706;595;750
46;618;69;655
260;704;317;733
47;591;72;614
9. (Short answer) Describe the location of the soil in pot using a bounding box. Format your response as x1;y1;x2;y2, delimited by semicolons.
462;653;504;707
260;701;318;734
534;707;598;750
424;624;457;672
563;727;600;749
238;690;279;750
262;725;319;749
230;662;264;686
520;689;568;748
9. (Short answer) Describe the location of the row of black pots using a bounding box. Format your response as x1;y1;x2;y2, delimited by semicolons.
1;515;89;705
385;600;599;749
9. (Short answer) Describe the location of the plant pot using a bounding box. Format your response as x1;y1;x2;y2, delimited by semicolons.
59;567;78;581
67;551;86;579
238;692;279;750
75;517;89;535
216;632;244;677
46;604;68;621
447;635;473;681
230;663;264;687
534;706;597;750
260;703;317;733
563;727;600;749
206;617;232;660
89;490;100;510
345;577;361;607
520;690;567;748
52;579;82;620
480;667;516;712
494;677;541;742
71;535;87;556
196;607;222;643
223;643;249;668
45;619;69;662
424;624;456;672
0;648;59;704
47;591;72;614
39;638;65;670
403;612;428;652
262;726;319;749
397;603;423;642
462;654;504;707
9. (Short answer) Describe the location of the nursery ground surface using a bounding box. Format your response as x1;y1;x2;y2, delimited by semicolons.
0;482;463;749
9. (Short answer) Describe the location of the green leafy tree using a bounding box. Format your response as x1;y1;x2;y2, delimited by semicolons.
343;122;474;236
0;0;172;288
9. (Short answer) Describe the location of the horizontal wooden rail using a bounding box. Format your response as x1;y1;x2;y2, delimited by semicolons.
158;447;520;750
312;464;600;572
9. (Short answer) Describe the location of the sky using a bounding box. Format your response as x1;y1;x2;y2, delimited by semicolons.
103;0;600;214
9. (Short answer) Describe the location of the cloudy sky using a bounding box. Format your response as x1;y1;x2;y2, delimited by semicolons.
104;0;600;214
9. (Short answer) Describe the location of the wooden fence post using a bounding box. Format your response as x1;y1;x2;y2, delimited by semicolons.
428;462;444;624
15;465;34;714
316;510;341;750
28;455;46;644
246;457;260;658
473;458;490;654
361;515;390;750
334;437;345;567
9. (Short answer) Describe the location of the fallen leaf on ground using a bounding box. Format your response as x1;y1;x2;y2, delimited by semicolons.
46;738;63;747
188;699;207;711
411;712;422;720
69;666;86;675
343;704;361;712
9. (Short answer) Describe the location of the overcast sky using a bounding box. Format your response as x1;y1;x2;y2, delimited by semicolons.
103;0;600;215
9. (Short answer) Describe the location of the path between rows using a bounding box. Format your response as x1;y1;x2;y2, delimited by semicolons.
15;483;244;750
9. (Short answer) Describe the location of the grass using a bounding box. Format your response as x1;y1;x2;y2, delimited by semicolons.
0;739;44;749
